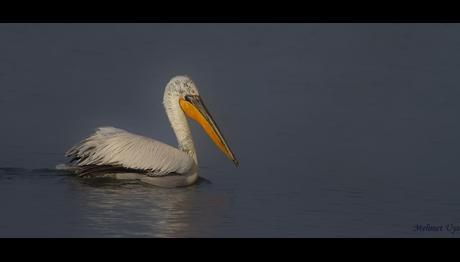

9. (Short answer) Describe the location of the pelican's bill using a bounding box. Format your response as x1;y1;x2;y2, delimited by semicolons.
179;95;238;166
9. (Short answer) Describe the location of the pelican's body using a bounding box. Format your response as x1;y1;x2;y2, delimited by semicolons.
65;76;237;187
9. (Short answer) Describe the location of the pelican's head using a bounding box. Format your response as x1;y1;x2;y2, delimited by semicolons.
165;75;238;167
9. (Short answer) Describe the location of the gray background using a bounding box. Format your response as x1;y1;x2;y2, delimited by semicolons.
0;23;459;237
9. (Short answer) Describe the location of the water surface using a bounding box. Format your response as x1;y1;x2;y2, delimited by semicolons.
1;23;460;237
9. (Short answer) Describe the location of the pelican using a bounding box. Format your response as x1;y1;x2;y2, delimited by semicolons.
64;75;238;187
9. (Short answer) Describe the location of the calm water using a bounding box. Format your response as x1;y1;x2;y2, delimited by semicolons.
1;24;460;237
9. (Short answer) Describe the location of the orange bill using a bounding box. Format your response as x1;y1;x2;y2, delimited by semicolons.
180;95;238;167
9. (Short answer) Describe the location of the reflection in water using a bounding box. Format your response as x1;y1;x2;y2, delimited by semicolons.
0;167;231;237
1;167;460;237
68;175;225;237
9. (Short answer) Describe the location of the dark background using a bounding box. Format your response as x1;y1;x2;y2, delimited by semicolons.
0;24;459;237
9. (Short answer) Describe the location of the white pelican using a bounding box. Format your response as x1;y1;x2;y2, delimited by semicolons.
65;75;238;187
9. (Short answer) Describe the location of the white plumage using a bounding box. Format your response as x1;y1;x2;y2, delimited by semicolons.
64;75;237;187
66;127;195;176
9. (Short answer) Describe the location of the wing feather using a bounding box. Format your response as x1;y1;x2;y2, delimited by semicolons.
66;127;194;176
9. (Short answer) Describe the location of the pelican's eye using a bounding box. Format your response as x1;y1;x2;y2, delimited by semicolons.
184;95;192;102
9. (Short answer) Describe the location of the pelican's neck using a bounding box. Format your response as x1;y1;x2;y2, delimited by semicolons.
163;90;198;165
